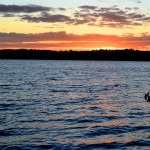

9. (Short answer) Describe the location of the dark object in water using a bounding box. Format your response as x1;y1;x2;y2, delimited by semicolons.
145;92;150;102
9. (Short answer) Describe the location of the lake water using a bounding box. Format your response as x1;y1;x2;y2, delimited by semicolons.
0;60;150;150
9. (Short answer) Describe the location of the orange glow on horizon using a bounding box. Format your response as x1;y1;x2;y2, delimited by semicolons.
0;1;150;51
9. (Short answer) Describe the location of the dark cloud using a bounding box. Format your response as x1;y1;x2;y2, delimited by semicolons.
125;7;132;10
79;5;98;11
21;13;71;23
0;32;78;43
139;17;150;21
0;31;150;42
0;31;149;50
128;13;145;19
129;0;142;3
137;0;142;3
133;7;139;10
57;8;66;11
73;5;150;27
0;4;51;13
74;6;131;27
100;12;128;23
0;4;150;28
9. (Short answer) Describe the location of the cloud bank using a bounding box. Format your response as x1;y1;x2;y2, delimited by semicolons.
0;31;149;50
0;4;150;28
0;4;51;13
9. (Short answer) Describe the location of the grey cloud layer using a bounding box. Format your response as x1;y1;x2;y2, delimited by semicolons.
0;31;150;49
0;4;51;13
0;4;149;28
0;31;150;42
21;13;71;23
0;32;78;42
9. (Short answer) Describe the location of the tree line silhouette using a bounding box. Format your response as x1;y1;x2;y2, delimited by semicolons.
0;49;150;61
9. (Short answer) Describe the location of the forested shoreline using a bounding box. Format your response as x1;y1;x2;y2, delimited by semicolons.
0;49;150;61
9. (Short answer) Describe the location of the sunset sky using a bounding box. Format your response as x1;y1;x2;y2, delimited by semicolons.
0;0;150;50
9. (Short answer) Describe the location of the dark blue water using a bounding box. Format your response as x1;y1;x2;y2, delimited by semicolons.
0;60;150;150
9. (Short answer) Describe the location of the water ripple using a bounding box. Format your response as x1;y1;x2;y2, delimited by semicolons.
0;60;150;150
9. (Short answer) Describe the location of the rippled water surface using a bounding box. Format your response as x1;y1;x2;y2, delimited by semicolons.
0;60;150;150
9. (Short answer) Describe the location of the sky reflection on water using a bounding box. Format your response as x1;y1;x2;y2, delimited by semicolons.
0;60;150;149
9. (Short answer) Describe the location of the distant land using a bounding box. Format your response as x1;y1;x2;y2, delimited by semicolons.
0;49;150;61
